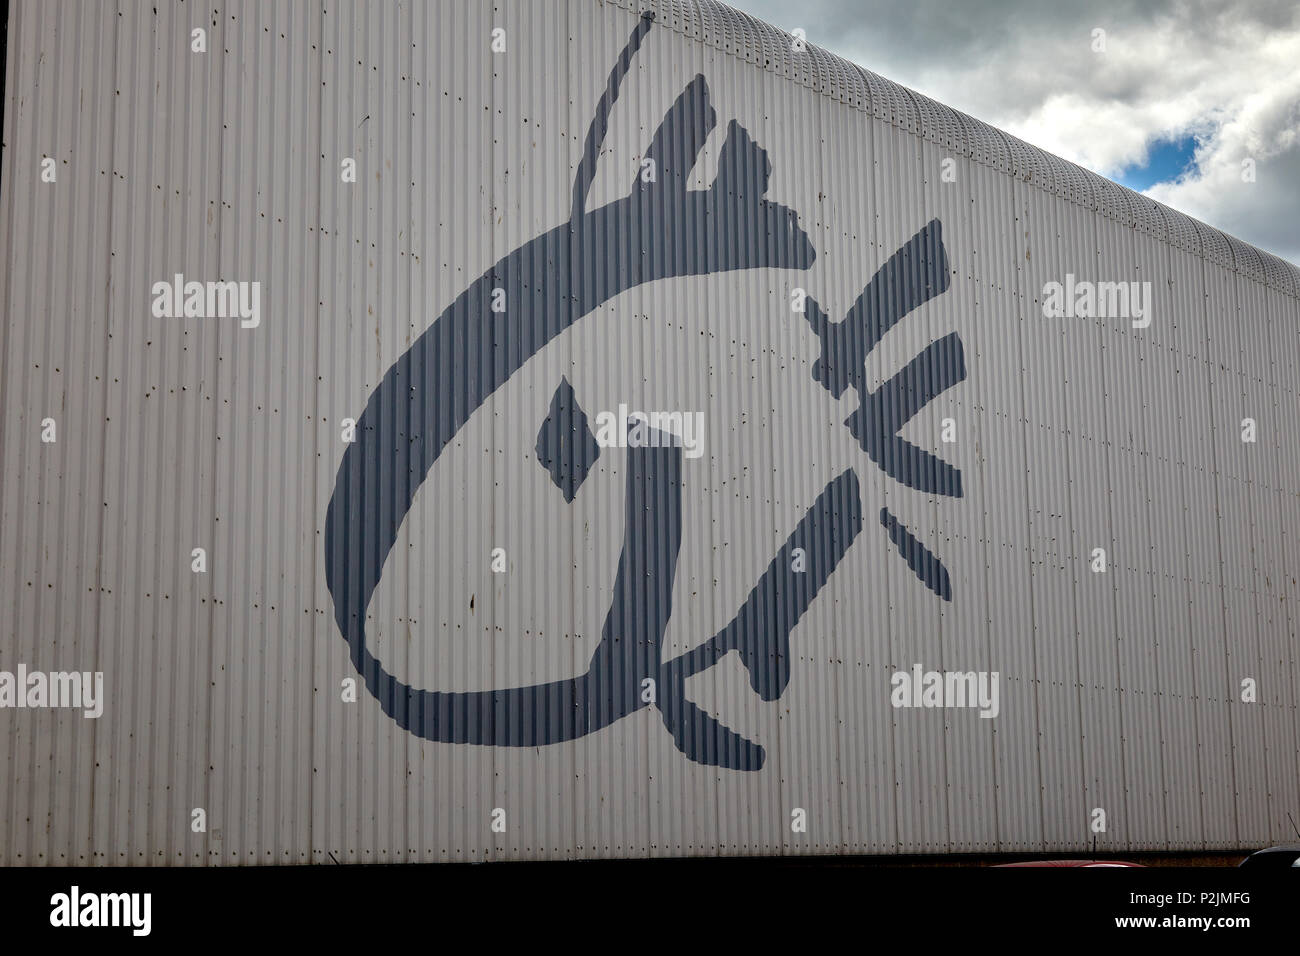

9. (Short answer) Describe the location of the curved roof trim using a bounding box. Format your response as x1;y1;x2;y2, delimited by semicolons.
615;0;1300;297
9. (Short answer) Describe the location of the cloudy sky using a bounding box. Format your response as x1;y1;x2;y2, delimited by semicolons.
728;0;1300;265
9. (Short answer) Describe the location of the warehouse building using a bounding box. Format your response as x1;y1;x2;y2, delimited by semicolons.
1;0;1297;864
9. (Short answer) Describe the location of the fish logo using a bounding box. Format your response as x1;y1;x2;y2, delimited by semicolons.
324;13;965;770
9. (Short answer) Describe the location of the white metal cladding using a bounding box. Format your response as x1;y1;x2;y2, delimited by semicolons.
0;0;1298;866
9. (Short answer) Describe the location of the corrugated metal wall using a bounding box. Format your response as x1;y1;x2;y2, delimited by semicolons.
0;0;1297;865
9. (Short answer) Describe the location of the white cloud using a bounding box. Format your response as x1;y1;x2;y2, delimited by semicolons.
727;0;1300;264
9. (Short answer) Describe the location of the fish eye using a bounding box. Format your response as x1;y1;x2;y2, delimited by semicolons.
534;377;601;503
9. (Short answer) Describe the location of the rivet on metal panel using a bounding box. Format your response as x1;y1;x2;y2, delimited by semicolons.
987;126;1012;174
1191;219;1230;269
897;84;922;133
1165;209;1200;254
852;64;890;124
952;111;980;163
1226;235;1265;282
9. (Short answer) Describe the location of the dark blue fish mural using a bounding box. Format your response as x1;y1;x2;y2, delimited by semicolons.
324;13;964;770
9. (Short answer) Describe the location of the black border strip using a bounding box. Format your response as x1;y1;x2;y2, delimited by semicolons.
0;0;9;203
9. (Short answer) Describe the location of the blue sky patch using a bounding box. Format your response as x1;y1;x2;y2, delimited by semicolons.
1117;134;1198;191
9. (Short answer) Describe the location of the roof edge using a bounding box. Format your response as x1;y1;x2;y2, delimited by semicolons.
612;0;1300;297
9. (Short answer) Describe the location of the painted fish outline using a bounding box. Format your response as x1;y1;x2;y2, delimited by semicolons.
323;13;966;771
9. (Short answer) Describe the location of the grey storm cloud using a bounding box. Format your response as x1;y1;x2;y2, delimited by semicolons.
728;0;1300;264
